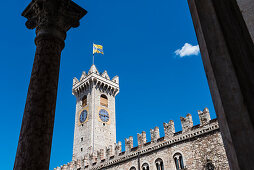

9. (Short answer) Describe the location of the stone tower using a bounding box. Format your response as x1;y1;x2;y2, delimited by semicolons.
71;65;119;160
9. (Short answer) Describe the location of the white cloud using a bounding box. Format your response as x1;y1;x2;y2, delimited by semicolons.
175;43;200;57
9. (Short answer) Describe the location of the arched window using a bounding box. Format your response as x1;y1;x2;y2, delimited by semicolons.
82;95;87;107
100;94;108;107
130;166;136;170
142;163;149;170
173;153;184;170
155;158;164;170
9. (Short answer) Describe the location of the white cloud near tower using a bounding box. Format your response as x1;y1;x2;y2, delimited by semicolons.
175;43;200;57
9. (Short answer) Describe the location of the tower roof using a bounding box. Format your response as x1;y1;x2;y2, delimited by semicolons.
101;70;110;80
72;64;120;97
88;64;99;74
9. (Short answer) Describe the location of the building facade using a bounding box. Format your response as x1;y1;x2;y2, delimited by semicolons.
55;65;229;170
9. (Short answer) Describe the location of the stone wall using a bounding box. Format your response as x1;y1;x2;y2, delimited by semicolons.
72;65;119;160
55;108;229;170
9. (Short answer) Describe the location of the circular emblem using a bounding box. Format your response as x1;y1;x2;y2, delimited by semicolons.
79;110;87;123
99;109;109;122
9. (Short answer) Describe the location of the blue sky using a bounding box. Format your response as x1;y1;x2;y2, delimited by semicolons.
0;0;215;169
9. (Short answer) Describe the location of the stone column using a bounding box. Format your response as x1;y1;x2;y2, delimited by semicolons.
14;1;87;169
187;0;254;169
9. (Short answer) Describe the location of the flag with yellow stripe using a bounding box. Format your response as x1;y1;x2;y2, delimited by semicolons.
93;43;104;55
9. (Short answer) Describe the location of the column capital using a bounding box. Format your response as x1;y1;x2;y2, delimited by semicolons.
22;0;87;41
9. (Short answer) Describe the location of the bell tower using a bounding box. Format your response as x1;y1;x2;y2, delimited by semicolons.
71;65;119;160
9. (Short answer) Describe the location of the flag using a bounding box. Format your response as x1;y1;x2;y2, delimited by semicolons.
93;43;104;54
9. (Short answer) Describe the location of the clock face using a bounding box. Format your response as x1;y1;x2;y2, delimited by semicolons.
99;109;109;122
79;110;87;123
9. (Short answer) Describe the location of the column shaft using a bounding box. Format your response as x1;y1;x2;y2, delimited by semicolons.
14;37;64;170
14;0;87;169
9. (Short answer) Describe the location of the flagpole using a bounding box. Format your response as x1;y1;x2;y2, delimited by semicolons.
92;43;94;65
93;54;94;65
92;42;95;153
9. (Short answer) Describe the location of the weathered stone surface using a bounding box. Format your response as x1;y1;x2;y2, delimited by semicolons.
55;65;230;170
72;65;120;160
236;0;254;42
187;0;254;169
14;1;86;169
55;109;229;170
14;37;63;170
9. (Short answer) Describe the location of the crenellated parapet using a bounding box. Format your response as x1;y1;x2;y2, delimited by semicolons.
101;71;110;80
137;131;147;148
80;71;87;81
150;126;160;142
163;120;175;139
56;108;220;170
198;107;211;126
115;141;122;155
180;113;193;132
112;76;119;84
125;136;134;153
89;152;97;164
106;145;113;158
72;65;119;97
54;160;80;170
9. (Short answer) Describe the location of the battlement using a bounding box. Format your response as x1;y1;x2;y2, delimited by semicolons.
180;113;193;132
125;136;133;153
72;65;119;97
163;120;175;139
55;108;220;170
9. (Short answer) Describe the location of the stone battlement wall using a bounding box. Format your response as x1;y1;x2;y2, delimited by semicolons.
54;108;219;170
72;65;119;98
73;65;119;87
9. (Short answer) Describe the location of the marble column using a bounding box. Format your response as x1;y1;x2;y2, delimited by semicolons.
14;1;87;169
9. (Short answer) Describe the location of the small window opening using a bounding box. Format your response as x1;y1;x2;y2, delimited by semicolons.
142;163;149;170
100;94;108;107
173;153;184;170
155;158;164;170
81;137;83;142
82;95;87;107
81;148;83;152
103;123;105;126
